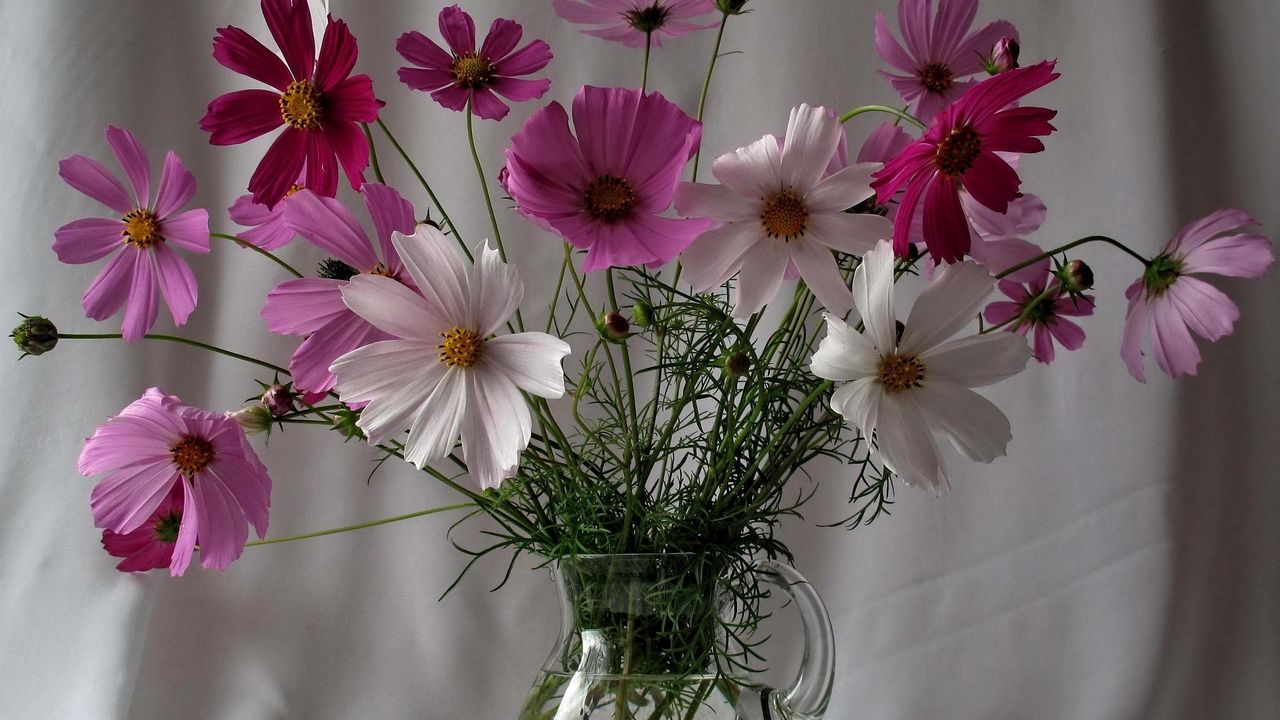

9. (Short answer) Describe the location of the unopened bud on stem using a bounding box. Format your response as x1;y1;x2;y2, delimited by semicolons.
10;315;58;357
601;311;630;340
987;36;1020;74
1058;259;1095;292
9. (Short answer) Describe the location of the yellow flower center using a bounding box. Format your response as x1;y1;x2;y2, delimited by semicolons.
450;52;494;89
367;262;396;278
760;191;808;240
122;209;162;249
438;326;484;368
280;80;324;130
918;62;954;93
878;354;926;393
934;125;982;177
170;436;215;476
583;175;636;223
285;183;305;197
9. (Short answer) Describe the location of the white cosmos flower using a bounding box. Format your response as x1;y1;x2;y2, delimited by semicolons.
811;240;1032;493
329;225;571;489
675;103;892;318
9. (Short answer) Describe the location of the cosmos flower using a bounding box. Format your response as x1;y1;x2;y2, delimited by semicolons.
53;126;210;342
329;226;571;489
675;104;891;317
553;0;718;48
226;171;307;250
100;485;185;573
875;0;1018;121
984;264;1095;364
1121;209;1274;381
871;61;1059;264
201;0;379;207
810;240;1031;492
397;5;553;121
80;388;271;576
504;85;711;271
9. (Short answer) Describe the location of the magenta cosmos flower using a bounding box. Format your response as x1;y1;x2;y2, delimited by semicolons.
201;0;379;207
53;126;210;343
871;61;1059;265
80;388;271;576
984;264;1094;364
504;85;711;271
875;0;1018;122
397;5;552;121
553;0;717;48
101;484;185;573
262;184;417;400
227;170;307;250
1122;209;1274;381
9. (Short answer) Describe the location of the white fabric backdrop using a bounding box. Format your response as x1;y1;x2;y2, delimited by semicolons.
1;1;1277;718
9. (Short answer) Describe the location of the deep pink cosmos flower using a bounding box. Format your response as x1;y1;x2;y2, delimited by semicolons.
81;388;271;576
101;485;185;573
53;126;210;343
227;171;307;250
397;5;552;121
875;0;1018;122
201;0;380;207
871;61;1059;264
262;184;417;400
504;85;711;271
984;265;1094;364
553;0;717;48
1122;209;1274;381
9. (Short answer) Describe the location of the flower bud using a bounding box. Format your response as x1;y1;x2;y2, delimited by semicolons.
716;0;750;13
601;311;630;340
722;351;752;377
228;406;272;435
10;315;58;357
1058;259;1095;292
631;300;654;328
331;409;365;439
261;383;295;417
987;36;1020;74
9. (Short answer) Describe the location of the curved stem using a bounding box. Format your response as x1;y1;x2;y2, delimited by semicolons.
246;502;475;547
691;13;731;182
465;100;524;332
994;235;1150;280
361;122;385;184
375;118;468;258
210;232;303;278
838;104;926;129
56;332;287;374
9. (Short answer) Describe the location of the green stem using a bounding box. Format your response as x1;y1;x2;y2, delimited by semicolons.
691;13;730;182
246;502;475;547
994;235;1150;280
838;104;926;129
361;122;385;184
375;118;469;259
56;332;287;374
210;232;303;278
466;99;524;332
641;31;652;92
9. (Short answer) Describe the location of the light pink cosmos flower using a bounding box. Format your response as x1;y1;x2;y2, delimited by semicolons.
53;126;210;343
872;61;1059;264
227;171;307;250
675;104;891;317
553;0;717;48
262;184;417;400
875;0;1018;122
101;485;185;573
984;265;1094;364
397;5;552;121
201;0;380;207
80;388;271;576
1122;209;1274;381
504;85;711;271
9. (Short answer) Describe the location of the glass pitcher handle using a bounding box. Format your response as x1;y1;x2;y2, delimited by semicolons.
753;560;835;720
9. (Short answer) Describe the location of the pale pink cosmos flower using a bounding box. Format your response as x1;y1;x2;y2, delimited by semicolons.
984;265;1094;364
80;388;271;576
1122;209;1274;381
397;5;553;121
53;126;210;343
875;0;1019;122
504;85;711;271
100;485;185;573
872;61;1059;264
553;0;717;48
675;104;891;317
262;184;418;401
227;171;307;250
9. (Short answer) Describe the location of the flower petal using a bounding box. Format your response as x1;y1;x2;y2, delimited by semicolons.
121;249;161;342
402;367;468;468
805;163;879;212
262;277;348;335
247;127;306;207
1120;284;1150;383
1181;233;1275;279
493;39;553;77
468;242;524;336
829;376;882;442
674;182;758;222
159;209;211;254
290;311;389;396
915;379;1013;463
81;249;135;323
1165;276;1238;342
53;218;125;264
283;190;378;269
200;89;285;146
781;104;842;195
679;223;765;291
807;212;890;256
811;316;880;382
1150;297;1201;378
396;31;454;70
732;236;789;317
852;240;898;352
212;25;293;91
393;225;470;325
330;339;447;445
438;4;477;55
459;370;529;490
789;237;853;316
153;152;197;218
314;17;358;91
480;18;523;61
341;274;448;341
901;259;993;355
191;468;250;571
59;155;134;215
921;332;1030;387
105;126;151;208
712;135;782;199
89;459;178;535
262;0;315;80
152;244;198;327
875;392;948;493
481;333;571;399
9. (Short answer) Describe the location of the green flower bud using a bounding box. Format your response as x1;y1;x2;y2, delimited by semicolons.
716;0;750;14
1057;259;1095;293
10;315;58;357
631;300;654;328
227;406;273;435
986;36;1020;75
331;409;365;439
722;351;752;377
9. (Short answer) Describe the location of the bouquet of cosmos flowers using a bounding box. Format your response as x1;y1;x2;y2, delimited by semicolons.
17;0;1274;687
